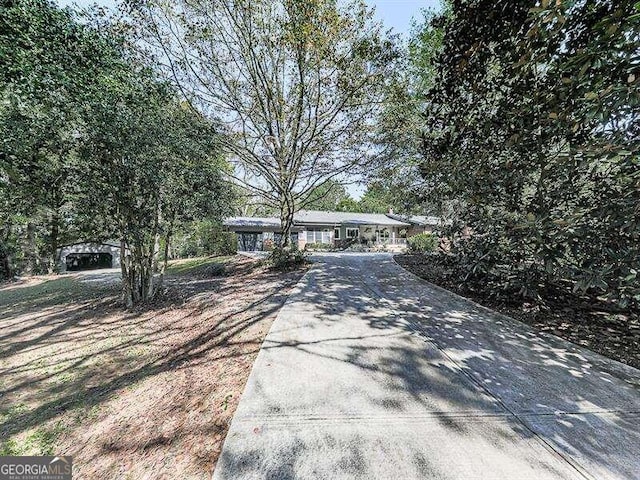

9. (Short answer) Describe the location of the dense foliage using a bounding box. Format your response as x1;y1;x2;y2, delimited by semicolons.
418;0;639;309
0;0;114;276
0;0;233;305
303;180;356;212
171;221;237;258
407;233;438;254
4;0;637;311
304;180;409;214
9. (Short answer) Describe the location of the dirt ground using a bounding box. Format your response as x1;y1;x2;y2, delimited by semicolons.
0;255;306;479
395;254;640;370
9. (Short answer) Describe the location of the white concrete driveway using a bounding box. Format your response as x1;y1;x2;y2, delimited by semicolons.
213;253;640;480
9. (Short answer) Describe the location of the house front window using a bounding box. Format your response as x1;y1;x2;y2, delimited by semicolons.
376;229;390;241
346;227;359;239
334;228;340;240
306;229;331;244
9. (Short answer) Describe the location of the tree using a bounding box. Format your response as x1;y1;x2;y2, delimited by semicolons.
418;0;640;308
80;62;232;306
358;183;391;214
132;0;398;248
372;5;449;217
336;197;361;213
0;0;115;276
155;106;234;275
1;0;233;306
304;180;354;211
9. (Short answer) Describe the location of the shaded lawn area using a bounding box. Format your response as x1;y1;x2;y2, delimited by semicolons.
165;256;229;276
395;254;640;370
0;255;306;479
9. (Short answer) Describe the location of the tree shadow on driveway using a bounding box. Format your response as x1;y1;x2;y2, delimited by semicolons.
215;253;640;480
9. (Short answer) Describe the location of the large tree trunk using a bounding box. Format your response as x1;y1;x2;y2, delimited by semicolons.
151;196;162;273
156;225;173;292
280;218;293;248
0;250;10;280
121;236;160;308
278;193;295;248
120;238;134;308
145;238;155;300
120;199;163;308
0;244;11;281
48;210;60;274
152;231;161;273
0;226;12;280
162;231;171;272
119;221;163;308
24;222;38;275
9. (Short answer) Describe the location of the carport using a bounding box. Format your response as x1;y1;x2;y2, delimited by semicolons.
57;242;122;272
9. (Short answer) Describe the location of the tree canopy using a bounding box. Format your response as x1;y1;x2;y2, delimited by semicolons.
4;0;638;310
1;0;234;305
415;0;639;308
132;0;399;246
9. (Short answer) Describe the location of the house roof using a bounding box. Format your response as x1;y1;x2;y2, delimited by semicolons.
223;210;411;229
294;210;410;226
387;213;441;226
223;217;281;228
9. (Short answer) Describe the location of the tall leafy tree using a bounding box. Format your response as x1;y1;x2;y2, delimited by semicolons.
0;0;114;275
304;180;354;211
132;0;398;248
374;5;449;217
80;62;232;306
418;0;640;308
1;0;234;306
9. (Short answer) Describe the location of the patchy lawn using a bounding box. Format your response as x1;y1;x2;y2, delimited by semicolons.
165;256;230;276
396;254;640;370
0;255;306;478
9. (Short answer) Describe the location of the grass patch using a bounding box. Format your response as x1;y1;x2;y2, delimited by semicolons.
22;423;66;456
165;256;230;276
0;405;64;455
0;404;29;424
0;425;65;456
0;276;117;320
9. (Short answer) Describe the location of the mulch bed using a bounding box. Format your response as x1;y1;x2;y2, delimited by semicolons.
395;254;640;370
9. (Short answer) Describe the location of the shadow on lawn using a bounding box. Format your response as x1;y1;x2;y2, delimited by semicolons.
0;257;298;455
216;253;640;480
4;252;640;478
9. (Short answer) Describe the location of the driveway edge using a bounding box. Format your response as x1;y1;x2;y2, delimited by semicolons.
392;255;640;377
